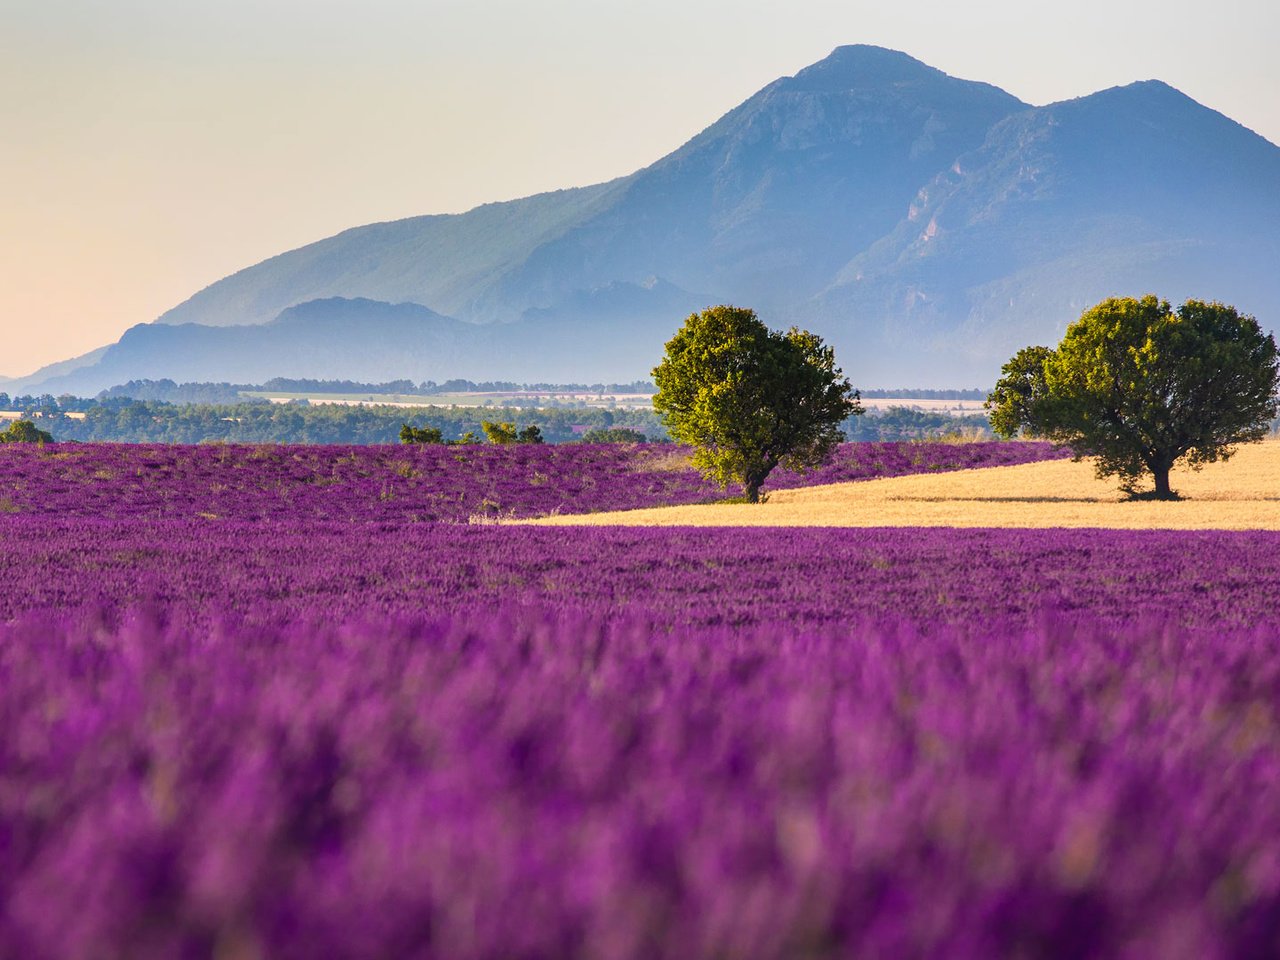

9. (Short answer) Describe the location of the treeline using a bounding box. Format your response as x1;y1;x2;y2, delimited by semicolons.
30;400;672;445
15;399;1002;445
3;388;1031;446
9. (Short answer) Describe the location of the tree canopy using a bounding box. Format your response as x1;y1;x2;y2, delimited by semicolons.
652;305;861;503
480;421;544;445
0;420;54;444
986;296;1279;499
399;424;444;444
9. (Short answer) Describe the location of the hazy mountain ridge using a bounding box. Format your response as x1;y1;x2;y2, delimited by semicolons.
23;45;1280;392
25;295;686;395
812;78;1280;380
155;180;630;329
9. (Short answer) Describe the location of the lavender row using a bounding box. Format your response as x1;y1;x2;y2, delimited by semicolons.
4;606;1280;958
0;441;1066;522
0;519;1275;632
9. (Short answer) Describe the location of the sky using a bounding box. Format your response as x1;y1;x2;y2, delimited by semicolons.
3;0;1278;380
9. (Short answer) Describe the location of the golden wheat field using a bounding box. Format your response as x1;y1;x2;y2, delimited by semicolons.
528;441;1280;530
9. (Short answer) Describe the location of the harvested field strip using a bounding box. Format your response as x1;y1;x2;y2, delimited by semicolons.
527;441;1280;530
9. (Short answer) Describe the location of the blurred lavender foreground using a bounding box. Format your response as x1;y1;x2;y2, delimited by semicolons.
3;443;1280;958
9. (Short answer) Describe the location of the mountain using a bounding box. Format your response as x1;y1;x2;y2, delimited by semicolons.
25;45;1280;393
814;79;1280;382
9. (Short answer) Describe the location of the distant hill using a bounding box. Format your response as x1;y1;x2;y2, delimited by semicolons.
23;45;1280;393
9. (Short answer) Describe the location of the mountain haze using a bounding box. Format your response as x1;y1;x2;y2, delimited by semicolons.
22;45;1280;394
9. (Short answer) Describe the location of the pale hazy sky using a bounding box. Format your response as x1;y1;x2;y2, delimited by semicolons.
3;0;1277;379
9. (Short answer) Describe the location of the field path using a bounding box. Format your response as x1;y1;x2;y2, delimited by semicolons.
527;442;1280;529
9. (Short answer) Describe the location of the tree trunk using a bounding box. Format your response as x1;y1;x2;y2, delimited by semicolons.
1152;464;1174;500
744;480;761;504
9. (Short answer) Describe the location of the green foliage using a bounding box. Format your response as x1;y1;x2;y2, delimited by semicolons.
480;421;544;444
0;420;54;444
986;295;1279;499
985;346;1053;440
481;420;519;444
652;305;862;503
579;427;649;443
399;424;444;444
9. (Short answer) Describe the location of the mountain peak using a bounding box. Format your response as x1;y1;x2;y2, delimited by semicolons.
785;45;944;92
1072;78;1193;110
1043;77;1278;155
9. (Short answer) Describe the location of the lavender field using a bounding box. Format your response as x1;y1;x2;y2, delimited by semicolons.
0;440;1064;521
3;442;1279;958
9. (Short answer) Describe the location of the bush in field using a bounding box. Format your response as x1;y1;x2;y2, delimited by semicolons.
399;423;443;444
988;296;1279;499
481;420;518;444
0;420;53;444
481;421;544;444
652;305;862;503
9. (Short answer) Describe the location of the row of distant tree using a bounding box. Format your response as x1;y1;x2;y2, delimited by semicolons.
14;401;666;445
1;380;991;416
2;396;1002;445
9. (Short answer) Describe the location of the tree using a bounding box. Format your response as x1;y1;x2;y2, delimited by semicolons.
481;420;518;444
0;420;54;444
987;296;1279;499
480;421;543;444
580;427;648;444
652;305;862;503
985;346;1053;440
399;424;443;444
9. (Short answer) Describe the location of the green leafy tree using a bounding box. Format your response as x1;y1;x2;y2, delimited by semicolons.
481;420;518;444
987;296;1279;499
985;346;1053;440
399;424;444;444
0;420;54;444
652;305;862;503
481;420;543;444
